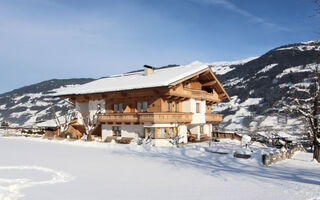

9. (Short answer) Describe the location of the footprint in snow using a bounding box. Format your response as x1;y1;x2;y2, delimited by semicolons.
0;166;73;200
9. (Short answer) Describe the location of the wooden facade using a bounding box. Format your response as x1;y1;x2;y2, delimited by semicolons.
58;66;229;142
67;82;223;125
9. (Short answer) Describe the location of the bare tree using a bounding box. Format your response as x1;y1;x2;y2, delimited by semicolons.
168;122;183;147
168;134;183;147
50;101;75;137
137;131;153;145
286;66;320;162
79;105;101;141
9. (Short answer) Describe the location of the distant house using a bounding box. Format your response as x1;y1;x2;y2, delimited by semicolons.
54;62;229;146
37;118;85;139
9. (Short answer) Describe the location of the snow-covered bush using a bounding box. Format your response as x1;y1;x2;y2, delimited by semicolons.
241;134;251;148
168;135;183;147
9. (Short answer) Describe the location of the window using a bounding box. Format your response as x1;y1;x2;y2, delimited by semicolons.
173;102;177;112
113;103;123;113
196;103;200;113
137;102;141;112
167;101;171;112
145;127;155;138
113;104;118;112
143;101;148;112
119;103;123;113
158;128;167;138
112;126;121;136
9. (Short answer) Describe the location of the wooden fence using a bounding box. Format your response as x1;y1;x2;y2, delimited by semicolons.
212;132;242;141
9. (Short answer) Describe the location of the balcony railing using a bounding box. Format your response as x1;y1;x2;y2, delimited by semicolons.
166;86;219;103
205;113;222;123
139;112;192;123
99;113;139;123
99;112;193;124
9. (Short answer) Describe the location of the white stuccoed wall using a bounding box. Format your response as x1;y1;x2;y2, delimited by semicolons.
89;100;105;119
154;139;171;146
101;124;113;140
181;99;192;113
189;125;200;134
144;123;176;128
121;125;143;138
203;124;210;136
182;98;206;124
209;124;213;135
145;123;186;146
101;123;188;146
101;124;143;141
75;102;89;125
75;100;105;125
178;125;188;143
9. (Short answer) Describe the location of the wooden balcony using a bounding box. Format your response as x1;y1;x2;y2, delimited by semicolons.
99;113;139;123
166;85;219;103
99;112;193;124
205;113;223;123
139;112;192;123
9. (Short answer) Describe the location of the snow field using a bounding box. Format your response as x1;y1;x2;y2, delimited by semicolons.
0;135;319;200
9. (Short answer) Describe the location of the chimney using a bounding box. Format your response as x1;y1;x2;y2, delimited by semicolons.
144;65;154;76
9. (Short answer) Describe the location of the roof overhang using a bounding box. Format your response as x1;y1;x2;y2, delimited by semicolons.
53;64;229;101
168;67;230;100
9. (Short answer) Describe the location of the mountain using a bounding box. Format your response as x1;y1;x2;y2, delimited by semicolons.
0;40;319;131
211;40;320;133
0;79;94;126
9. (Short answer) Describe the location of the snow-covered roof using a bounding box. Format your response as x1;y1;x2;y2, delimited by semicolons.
36;119;58;128
36;116;66;128
54;61;226;97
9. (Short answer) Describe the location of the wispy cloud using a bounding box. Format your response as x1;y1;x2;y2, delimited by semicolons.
192;0;291;32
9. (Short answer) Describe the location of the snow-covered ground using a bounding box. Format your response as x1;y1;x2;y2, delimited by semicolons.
0;135;319;200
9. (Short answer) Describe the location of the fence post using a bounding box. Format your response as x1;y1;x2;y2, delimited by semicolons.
262;154;270;166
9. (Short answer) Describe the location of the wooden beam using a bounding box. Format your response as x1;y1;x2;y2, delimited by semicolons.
172;96;180;100
169;83;182;89
201;71;211;76
218;93;226;99
202;80;217;87
121;92;127;97
165;95;175;100
191;75;199;81
199;71;211;80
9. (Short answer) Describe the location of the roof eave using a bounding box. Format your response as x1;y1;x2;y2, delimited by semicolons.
168;66;230;101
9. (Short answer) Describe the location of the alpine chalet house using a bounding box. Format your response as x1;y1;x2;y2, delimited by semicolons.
54;62;229;146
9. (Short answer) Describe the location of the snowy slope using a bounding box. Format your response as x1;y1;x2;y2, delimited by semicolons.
206;57;258;75
0;79;93;126
210;40;320;133
1;40;320;133
0;136;319;200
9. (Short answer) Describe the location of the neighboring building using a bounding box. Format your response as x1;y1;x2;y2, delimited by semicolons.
37;118;85;139
54;62;229;146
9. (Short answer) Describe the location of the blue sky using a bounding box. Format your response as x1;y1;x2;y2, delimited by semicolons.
0;0;318;94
